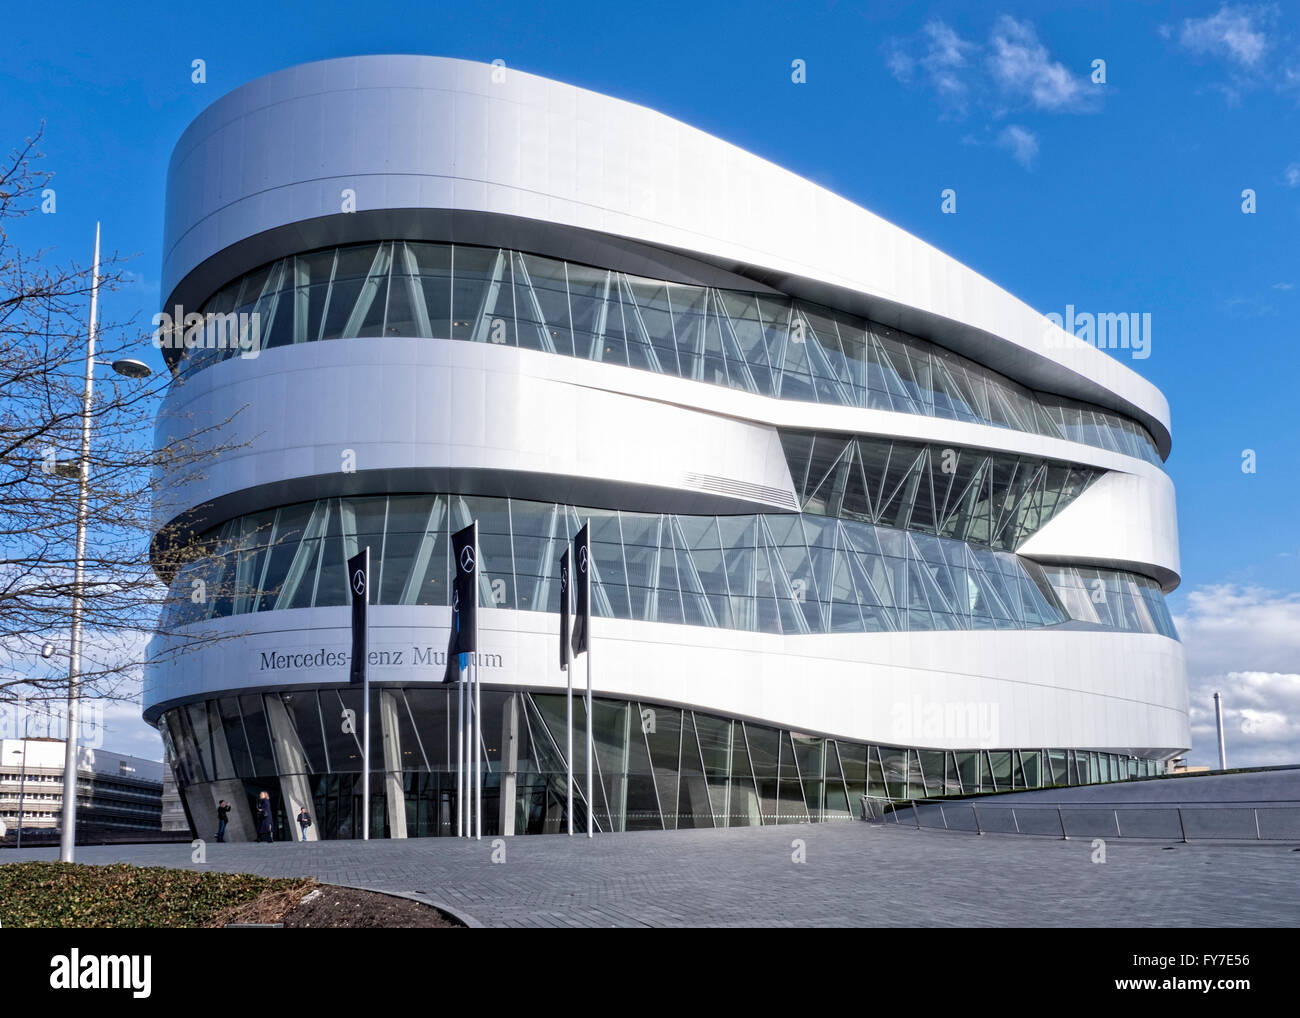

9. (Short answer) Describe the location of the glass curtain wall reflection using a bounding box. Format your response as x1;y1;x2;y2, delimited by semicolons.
163;493;1177;639
159;688;1166;839
780;430;1101;552
177;241;1165;467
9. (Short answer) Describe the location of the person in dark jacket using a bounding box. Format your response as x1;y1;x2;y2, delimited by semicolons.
297;807;312;842
216;800;231;842
255;791;274;843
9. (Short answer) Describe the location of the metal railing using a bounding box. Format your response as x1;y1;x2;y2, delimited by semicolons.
861;795;1300;843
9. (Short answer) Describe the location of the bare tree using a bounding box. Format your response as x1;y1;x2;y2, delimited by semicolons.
1;129;248;714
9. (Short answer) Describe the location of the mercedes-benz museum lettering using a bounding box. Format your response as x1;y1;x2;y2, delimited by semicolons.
146;55;1187;841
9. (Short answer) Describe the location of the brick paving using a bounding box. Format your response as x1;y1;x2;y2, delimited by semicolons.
4;821;1298;927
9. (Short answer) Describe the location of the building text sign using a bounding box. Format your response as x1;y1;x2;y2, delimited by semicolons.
257;645;504;674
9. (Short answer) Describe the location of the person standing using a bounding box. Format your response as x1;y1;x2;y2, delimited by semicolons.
255;790;274;843
297;806;312;842
216;800;231;843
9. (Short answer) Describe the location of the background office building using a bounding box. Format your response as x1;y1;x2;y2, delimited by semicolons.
147;56;1187;841
0;738;165;841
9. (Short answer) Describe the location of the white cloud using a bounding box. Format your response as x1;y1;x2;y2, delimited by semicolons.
1176;4;1273;67
1;617;161;762
988;15;1093;111
1284;162;1300;187
1188;672;1300;768
884;15;1098;165
1162;6;1300;105
884;47;914;83
119;270;161;296
997;124;1039;168
1174;584;1300;768
98;698;163;762
886;19;977;113
887;15;1095;113
920;19;977;105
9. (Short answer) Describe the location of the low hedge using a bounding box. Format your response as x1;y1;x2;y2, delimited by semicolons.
0;862;312;928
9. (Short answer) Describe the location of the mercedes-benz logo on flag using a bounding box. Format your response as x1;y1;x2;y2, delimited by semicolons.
578;545;588;573
460;545;476;573
452;586;460;612
351;569;366;596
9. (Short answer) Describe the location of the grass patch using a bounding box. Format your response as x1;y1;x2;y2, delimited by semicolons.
0;862;314;928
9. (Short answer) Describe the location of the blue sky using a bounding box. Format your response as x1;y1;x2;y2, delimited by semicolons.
3;1;1298;766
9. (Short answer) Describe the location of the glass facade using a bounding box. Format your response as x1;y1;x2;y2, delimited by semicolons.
1044;565;1177;638
159;689;1166;839
781;431;1099;552
163;493;1177;638
175;241;1165;466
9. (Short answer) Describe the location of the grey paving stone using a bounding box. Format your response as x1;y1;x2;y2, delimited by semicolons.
3;822;1297;927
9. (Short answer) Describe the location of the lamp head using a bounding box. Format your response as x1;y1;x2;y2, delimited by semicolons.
111;358;152;378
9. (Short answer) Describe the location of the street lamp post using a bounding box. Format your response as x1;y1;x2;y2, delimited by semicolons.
57;224;152;862
11;738;30;850
57;223;100;862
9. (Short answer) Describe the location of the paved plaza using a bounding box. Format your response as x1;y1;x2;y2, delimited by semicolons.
5;820;1298;927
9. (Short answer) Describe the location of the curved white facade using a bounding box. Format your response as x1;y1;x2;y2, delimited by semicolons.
148;56;1187;840
159;56;1170;452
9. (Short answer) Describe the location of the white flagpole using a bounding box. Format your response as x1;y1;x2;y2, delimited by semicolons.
60;222;100;862
473;525;482;840
586;519;594;839
362;669;370;840
566;645;573;837
457;664;464;837
586;627;593;839
474;653;482;840
467;663;473;838
362;548;371;841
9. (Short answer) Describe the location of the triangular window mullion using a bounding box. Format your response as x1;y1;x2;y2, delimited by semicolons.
396;242;433;338
873;336;920;415
803;436;854;510
878;450;926;530
339;243;393;340
398;496;447;605
933;447;958;527
620;276;664;373
766;528;811;634
468;248;510;346
855;440;876;520
716;296;761;393
990;459;1023;544
514;252;558;354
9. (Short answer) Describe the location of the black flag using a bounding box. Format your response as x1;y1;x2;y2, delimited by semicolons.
443;522;478;683
559;548;571;671
347;548;369;685
570;524;590;656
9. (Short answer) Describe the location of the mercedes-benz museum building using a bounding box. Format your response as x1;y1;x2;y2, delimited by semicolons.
147;55;1187;841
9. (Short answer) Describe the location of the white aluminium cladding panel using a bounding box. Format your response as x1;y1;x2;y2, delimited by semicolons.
154;335;1181;587
160;54;1171;449
141;606;1190;756
151;335;800;529
1018;470;1181;587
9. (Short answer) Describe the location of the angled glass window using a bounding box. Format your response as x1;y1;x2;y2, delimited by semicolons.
163;492;1177;642
782;431;1099;551
183;242;1166;467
